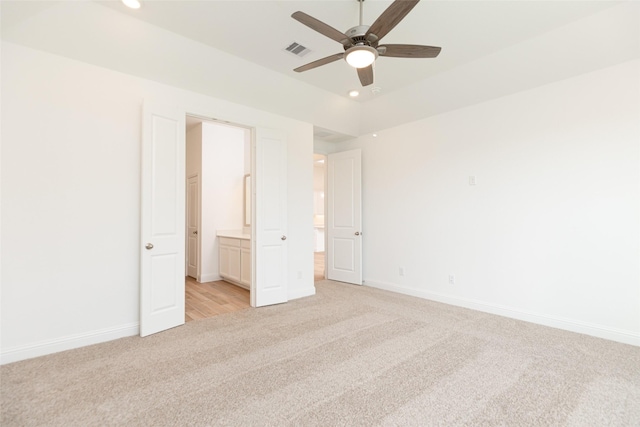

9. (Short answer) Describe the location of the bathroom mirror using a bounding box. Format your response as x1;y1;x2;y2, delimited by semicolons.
244;174;251;227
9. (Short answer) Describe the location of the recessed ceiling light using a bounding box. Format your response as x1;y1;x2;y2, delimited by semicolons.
348;90;360;98
372;133;378;137
122;0;141;9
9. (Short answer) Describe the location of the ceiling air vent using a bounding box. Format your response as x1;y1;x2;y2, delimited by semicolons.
284;42;311;58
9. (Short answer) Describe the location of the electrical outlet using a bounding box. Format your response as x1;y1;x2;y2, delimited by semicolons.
449;275;455;285
469;176;477;186
399;267;405;276
297;271;302;279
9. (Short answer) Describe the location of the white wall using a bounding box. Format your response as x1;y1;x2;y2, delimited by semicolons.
359;2;639;134
243;132;251;235
313;162;325;219
339;59;640;345
200;122;246;282
0;42;315;363
186;123;202;179
1;1;360;138
314;139;355;156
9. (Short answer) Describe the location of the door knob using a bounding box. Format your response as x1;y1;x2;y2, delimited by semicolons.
145;243;154;250
281;235;287;241
193;231;198;235
355;232;361;236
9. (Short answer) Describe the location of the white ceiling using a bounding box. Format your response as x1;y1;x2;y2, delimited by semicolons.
96;0;618;102
2;0;635;138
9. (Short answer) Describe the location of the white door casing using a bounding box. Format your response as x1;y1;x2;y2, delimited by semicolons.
327;149;362;285
140;102;186;337
252;128;288;307
186;174;198;279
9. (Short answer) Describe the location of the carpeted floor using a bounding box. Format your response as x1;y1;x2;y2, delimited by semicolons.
2;280;639;426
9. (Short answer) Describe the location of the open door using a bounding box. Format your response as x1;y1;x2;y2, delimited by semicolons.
252;128;288;307
327;149;362;285
140;102;186;336
186;174;199;279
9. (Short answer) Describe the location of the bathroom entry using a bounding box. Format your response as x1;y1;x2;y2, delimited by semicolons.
184;116;251;321
141;103;289;335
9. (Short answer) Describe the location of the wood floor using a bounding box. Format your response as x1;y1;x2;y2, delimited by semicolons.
315;251;325;281
186;251;324;322
185;276;250;322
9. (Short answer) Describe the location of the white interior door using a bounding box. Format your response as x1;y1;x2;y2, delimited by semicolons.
186;174;198;279
252;128;288;307
140;102;186;337
327;149;362;285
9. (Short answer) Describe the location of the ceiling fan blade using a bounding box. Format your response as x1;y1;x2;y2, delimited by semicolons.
366;0;420;42
378;44;441;58
294;53;345;73
357;65;374;87
292;11;351;46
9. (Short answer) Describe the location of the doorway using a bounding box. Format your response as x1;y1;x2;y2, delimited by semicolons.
313;153;326;281
141;102;290;336
184;115;251;321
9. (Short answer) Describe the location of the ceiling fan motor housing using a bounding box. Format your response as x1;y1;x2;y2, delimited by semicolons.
345;25;379;48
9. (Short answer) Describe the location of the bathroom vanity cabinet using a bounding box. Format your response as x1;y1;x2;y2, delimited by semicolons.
218;231;251;289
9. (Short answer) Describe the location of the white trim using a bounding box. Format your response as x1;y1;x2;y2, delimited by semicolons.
0;322;139;365
364;279;640;347
198;273;221;283
288;286;316;301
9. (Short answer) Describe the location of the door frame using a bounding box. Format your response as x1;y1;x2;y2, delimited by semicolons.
313;151;328;281
185;111;260;307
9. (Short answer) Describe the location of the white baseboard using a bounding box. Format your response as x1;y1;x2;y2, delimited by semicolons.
1;322;139;365
198;273;221;282
364;279;640;347
289;286;316;301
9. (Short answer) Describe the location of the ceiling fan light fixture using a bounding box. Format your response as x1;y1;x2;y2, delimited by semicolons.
345;45;378;69
122;0;141;9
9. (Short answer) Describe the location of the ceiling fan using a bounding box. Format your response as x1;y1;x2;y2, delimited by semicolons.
291;0;441;87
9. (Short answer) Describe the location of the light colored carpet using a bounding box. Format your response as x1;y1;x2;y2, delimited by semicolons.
2;280;639;426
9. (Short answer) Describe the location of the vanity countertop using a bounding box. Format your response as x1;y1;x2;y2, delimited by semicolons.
217;230;251;240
